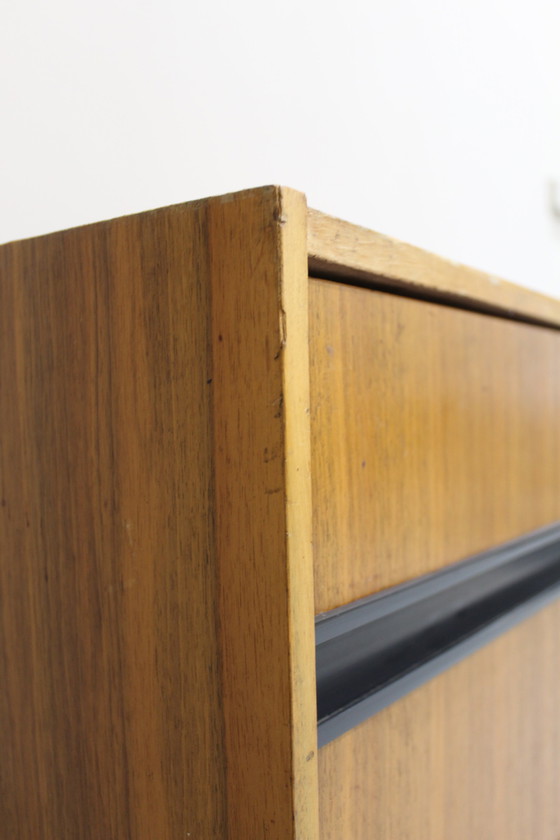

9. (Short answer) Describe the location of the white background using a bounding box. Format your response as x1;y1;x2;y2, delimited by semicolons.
2;0;560;297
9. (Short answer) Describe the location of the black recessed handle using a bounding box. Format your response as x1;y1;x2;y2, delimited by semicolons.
316;522;560;746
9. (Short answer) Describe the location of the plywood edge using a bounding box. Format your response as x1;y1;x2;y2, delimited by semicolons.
308;207;560;329
208;187;319;838
277;187;320;835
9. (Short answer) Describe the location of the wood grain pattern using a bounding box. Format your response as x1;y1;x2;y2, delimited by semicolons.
308;207;560;328
0;203;225;839
4;183;560;839
0;186;319;839
318;598;560;840
310;278;560;614
310;216;560;838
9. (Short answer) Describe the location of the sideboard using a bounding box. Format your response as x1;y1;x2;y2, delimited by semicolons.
1;186;560;838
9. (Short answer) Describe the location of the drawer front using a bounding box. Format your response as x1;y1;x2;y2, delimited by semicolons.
318;599;560;840
309;278;560;615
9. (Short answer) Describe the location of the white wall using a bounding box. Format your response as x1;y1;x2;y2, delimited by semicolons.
2;0;560;296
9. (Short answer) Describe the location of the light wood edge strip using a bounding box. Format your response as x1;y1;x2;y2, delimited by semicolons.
208;187;319;838
308;207;560;328
278;188;320;835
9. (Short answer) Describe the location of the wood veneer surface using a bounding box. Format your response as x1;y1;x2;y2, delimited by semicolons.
0;203;225;838
0;187;319;839
310;278;560;614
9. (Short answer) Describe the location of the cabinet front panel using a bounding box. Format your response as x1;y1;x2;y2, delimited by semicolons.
309;278;560;615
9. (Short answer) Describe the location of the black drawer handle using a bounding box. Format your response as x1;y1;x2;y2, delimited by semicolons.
316;522;560;746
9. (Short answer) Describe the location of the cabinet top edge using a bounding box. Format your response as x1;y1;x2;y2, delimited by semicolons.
308;207;560;329
0;185;303;249
3;183;559;327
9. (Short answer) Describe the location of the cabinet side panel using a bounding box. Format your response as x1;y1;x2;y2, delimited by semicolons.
0;207;226;837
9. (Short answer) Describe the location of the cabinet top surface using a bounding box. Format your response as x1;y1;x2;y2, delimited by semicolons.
307;205;560;329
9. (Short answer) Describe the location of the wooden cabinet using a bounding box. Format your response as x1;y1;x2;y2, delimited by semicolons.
1;186;560;838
